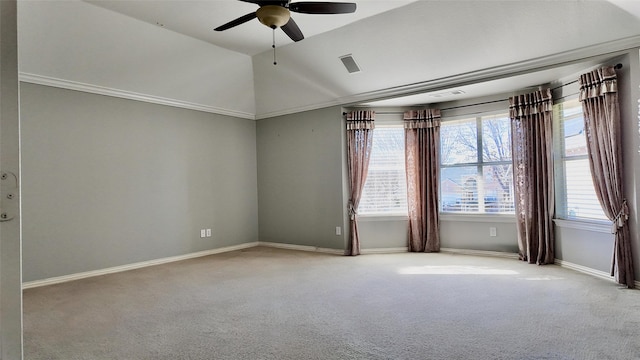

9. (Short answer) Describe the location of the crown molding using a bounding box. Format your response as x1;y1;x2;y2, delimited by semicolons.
19;72;256;120
255;98;342;120
337;36;640;107
19;35;640;121
256;35;640;120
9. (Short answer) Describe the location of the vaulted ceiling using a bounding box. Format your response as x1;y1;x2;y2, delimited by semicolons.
17;1;640;119
85;0;417;56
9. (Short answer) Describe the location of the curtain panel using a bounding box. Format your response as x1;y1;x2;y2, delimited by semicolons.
404;109;441;252
579;66;635;288
509;89;555;265
345;110;375;256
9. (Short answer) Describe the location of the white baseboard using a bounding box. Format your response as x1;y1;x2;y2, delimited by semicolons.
554;259;613;281
22;242;259;289
440;247;520;259
360;247;408;254
554;259;619;283
258;241;344;255
555;259;640;289
24;242;637;290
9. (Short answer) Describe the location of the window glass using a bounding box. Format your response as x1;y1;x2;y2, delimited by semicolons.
441;166;479;212
556;99;607;221
562;104;588;157
482;165;514;213
440;119;477;165
482;115;511;162
440;115;514;214
359;127;408;215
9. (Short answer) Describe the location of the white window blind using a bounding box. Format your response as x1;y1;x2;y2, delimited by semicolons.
556;99;607;220
359;127;408;215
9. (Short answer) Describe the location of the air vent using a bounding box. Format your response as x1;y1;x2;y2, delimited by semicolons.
429;90;466;98
339;54;361;74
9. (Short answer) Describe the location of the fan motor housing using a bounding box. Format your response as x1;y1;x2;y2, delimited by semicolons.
256;5;291;28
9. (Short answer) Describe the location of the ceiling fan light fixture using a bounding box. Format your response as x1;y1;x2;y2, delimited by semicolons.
256;5;291;28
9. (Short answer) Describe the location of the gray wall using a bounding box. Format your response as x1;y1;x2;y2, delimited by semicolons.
20;83;258;282
358;218;408;250
255;53;640;280
358;214;518;253
555;224;613;272
440;217;518;253
20;52;640;284
256;106;348;250
256;105;518;254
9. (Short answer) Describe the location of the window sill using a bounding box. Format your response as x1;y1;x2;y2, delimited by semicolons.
553;218;612;234
357;214;408;222
440;213;516;223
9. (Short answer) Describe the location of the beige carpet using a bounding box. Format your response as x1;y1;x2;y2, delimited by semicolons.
23;246;640;359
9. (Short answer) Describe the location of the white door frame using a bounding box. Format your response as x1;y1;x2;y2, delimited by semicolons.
0;0;24;358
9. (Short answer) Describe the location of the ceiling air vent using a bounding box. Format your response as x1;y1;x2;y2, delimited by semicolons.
339;54;361;74
428;90;466;98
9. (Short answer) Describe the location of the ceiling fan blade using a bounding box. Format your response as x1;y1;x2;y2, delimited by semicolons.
214;12;257;31
281;17;304;42
239;0;286;5
289;2;356;14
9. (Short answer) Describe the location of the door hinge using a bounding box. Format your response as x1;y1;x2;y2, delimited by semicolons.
0;171;18;222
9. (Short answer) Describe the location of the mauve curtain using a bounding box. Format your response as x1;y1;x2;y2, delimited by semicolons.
579;66;635;288
404;109;441;252
346;110;375;256
510;89;555;265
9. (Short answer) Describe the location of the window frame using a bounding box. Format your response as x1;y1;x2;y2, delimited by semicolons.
552;97;609;226
439;112;515;215
357;124;409;218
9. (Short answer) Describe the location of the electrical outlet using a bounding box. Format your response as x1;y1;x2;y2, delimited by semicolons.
200;229;206;238
489;227;497;237
206;229;212;237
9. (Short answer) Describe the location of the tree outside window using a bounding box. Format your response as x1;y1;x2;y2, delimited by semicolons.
440;114;514;213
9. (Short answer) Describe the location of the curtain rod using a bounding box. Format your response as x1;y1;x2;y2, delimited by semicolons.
343;63;623;116
550;63;623;90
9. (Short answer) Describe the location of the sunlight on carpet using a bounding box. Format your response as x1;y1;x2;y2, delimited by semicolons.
397;265;519;275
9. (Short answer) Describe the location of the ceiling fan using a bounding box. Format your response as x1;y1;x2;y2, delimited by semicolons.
214;0;357;42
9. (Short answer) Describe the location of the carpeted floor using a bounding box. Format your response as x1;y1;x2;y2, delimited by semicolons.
23;246;640;360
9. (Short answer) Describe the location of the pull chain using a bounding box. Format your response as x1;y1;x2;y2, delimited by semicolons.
272;28;277;65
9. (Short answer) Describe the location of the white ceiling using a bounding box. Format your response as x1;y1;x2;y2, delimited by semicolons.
361;59;616;107
85;0;417;56
19;1;640;118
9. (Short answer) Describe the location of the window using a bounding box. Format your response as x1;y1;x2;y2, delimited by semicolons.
359;126;408;215
440;114;514;213
554;98;607;221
